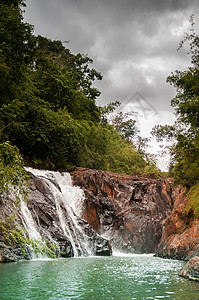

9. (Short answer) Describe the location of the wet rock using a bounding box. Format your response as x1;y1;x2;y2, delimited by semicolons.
57;241;74;258
179;256;199;281
95;240;112;256
0;242;17;262
0;241;32;262
2;167;196;261
27;173;111;257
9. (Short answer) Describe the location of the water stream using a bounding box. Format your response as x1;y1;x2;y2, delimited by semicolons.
23;168;95;257
20;200;47;259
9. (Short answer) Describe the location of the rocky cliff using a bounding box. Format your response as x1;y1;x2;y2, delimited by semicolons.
0;168;111;262
71;168;199;259
155;186;199;261
71;168;174;253
1;167;198;262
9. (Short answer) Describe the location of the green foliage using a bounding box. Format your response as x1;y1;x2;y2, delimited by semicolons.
30;239;58;259
0;216;29;258
32;35;101;120
79;122;160;177
0;0;160;177
0;1;162;260
0;216;58;259
0;0;35;105
184;182;199;219
111;111;138;141
0;141;57;258
99;101;121;124
0;141;27;196
0;1;161;259
152;17;199;187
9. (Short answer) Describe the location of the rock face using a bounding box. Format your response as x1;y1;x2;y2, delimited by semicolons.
0;193;30;262
1;167;197;262
179;256;199;281
0;169;112;262
71;168;174;253
155;186;199;261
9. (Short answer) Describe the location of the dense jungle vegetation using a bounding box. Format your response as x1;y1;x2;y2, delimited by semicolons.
152;15;199;217
0;1;198;194
0;0;159;179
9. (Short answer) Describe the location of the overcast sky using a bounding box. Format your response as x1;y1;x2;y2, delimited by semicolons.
24;0;199;170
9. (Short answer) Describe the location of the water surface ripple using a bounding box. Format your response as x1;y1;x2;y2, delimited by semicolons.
0;255;199;299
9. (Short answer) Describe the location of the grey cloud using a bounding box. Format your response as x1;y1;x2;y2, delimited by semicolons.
24;0;199;113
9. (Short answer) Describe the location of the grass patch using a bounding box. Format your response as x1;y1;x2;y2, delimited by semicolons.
184;182;199;219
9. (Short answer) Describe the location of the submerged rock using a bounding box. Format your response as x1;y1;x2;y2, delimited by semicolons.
179;256;199;281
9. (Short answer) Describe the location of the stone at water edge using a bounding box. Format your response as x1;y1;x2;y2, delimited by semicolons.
95;240;112;256
179;256;199;281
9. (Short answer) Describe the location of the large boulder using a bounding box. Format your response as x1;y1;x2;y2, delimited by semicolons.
179;256;199;281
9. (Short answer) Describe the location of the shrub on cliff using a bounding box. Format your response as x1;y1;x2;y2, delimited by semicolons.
184;182;199;219
0;142;27;197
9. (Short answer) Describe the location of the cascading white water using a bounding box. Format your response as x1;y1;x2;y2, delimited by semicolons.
20;201;42;241
4;185;47;259
20;200;47;259
24;167;93;257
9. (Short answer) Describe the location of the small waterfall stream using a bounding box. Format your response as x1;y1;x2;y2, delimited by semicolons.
20;201;42;241
21;167;109;258
20;201;47;259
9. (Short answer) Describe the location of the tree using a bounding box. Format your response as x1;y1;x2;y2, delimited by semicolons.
0;0;35;106
0;0;102;169
32;36;102;120
0;0;160;176
152;16;199;187
111;112;138;141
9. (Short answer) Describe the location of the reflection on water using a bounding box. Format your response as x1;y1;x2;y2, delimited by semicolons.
0;255;199;300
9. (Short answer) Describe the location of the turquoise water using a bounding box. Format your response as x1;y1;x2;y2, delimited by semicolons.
0;254;199;300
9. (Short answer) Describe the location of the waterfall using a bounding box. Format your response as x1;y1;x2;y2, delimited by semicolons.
20;200;47;259
23;167;101;257
0;168;111;262
20;201;42;241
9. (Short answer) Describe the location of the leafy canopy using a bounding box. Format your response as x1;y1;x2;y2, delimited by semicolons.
0;0;160;177
152;15;199;187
